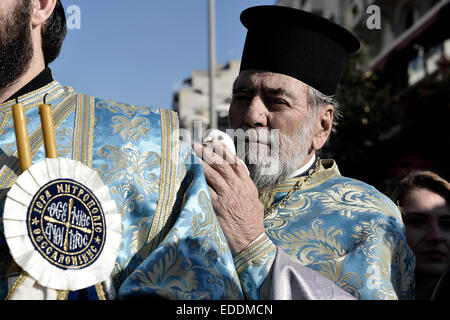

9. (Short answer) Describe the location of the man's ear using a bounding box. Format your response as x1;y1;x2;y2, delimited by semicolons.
311;104;334;151
30;0;57;28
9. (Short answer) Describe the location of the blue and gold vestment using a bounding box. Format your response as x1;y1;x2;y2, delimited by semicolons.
0;81;415;300
235;159;415;300
0;81;243;299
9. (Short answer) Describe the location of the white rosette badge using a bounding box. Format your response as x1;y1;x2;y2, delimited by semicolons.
3;100;121;292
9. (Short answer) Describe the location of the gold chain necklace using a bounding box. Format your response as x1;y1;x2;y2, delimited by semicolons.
264;157;321;219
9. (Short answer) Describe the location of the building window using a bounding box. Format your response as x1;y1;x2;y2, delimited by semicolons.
408;56;425;86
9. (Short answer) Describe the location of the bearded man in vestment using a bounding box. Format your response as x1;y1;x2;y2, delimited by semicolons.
194;5;415;300
0;0;242;300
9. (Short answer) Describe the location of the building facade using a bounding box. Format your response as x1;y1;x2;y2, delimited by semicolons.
172;60;240;134
277;0;450;189
277;0;449;89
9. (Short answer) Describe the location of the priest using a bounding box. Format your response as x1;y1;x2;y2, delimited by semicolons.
194;5;415;300
0;0;241;299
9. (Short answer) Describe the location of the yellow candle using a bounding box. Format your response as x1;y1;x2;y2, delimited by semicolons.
12;103;32;173
39;103;58;159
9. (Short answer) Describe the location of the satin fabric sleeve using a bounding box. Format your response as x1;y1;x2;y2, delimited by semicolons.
298;209;416;300
233;233;356;300
233;232;277;299
344;212;415;300
117;144;244;299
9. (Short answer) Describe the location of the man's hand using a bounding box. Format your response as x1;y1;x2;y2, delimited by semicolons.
193;139;265;256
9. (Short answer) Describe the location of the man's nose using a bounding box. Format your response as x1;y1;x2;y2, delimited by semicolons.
244;97;268;128
427;221;446;243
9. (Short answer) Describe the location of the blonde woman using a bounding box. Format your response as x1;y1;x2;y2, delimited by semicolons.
390;170;450;299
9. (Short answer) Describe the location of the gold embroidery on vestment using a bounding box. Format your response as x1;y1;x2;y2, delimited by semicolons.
0;92;77;203
146;110;178;251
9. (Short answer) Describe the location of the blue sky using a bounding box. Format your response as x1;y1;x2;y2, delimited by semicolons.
52;0;276;109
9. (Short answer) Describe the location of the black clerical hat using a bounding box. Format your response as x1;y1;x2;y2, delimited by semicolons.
239;5;360;95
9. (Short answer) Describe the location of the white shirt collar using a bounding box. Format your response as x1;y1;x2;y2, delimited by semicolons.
288;154;316;179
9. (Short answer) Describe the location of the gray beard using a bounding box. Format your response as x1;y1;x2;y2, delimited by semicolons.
244;121;315;194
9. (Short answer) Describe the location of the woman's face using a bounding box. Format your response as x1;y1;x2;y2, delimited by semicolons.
402;188;450;276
